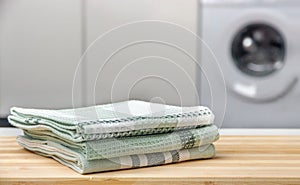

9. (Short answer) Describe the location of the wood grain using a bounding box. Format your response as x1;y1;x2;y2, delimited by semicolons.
1;136;300;185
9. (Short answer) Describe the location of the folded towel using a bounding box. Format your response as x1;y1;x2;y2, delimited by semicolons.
8;100;214;142
17;135;216;174
10;100;219;174
22;125;219;160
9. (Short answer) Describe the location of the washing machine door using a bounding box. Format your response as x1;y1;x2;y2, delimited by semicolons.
229;22;298;103
231;24;285;77
218;6;300;104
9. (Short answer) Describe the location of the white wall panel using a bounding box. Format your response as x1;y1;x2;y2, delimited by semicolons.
0;0;82;116
84;0;200;106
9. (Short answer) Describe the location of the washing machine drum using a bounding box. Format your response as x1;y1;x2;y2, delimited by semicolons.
231;23;285;77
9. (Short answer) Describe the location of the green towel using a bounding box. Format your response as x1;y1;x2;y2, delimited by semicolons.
17;135;216;174
22;125;219;160
8;100;214;142
9;100;219;174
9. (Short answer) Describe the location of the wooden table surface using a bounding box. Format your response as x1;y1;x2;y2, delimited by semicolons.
1;136;300;185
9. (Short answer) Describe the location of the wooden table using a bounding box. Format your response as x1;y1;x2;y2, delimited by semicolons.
1;136;300;185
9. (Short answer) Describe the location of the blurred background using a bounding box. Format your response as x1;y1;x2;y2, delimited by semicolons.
0;0;299;129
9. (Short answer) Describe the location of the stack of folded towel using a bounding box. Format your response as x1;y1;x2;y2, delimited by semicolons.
8;100;219;174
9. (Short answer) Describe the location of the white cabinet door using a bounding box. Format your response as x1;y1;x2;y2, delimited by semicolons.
84;0;200;107
0;0;82;117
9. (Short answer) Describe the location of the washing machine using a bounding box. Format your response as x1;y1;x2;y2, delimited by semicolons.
199;0;300;128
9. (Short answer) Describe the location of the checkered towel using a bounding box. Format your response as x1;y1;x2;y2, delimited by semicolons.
23;124;218;160
9;100;219;174
17;135;216;174
9;100;214;142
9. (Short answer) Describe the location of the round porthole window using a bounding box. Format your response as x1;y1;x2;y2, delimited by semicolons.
231;23;285;77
